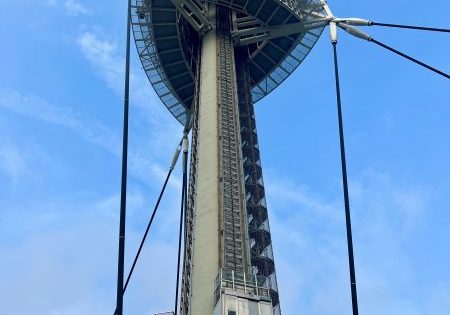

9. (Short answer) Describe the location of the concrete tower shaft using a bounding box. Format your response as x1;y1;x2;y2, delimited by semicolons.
181;5;278;315
181;5;253;314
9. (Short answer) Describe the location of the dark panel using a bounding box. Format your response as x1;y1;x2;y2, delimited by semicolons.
153;24;178;38
155;38;180;50
245;1;262;16
159;50;183;65
263;42;285;61
268;6;290;25
151;9;176;23
253;53;275;73
256;1;277;22
164;62;187;77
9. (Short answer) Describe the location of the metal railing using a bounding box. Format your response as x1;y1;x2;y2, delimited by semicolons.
214;269;271;305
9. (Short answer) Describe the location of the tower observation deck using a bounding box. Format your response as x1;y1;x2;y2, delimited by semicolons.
131;1;326;314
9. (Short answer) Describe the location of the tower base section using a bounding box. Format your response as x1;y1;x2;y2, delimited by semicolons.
214;269;273;315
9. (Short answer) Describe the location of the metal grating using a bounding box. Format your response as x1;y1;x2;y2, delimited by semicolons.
131;0;191;125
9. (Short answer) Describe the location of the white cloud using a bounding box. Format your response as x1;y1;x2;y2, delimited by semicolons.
0;88;185;192
40;0;91;16
76;30;183;184
76;30;180;125
41;0;58;6
0;143;27;184
0;130;62;187
77;32;122;93
0;89;121;155
64;0;90;16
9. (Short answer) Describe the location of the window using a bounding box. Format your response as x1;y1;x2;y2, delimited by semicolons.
228;311;236;315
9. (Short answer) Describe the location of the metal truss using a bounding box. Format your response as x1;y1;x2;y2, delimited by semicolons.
232;20;329;46
169;0;212;35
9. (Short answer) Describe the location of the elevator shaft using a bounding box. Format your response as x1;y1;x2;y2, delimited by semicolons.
217;6;249;276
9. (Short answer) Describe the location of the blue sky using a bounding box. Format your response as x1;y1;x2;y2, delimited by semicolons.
0;1;449;314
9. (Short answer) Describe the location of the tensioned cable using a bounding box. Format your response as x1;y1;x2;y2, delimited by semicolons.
334;18;450;33
174;136;189;315
369;21;450;33
330;25;360;314
123;140;182;294
113;140;182;315
337;23;450;79
122;168;173;293
174;167;185;315
369;38;450;79
115;0;132;314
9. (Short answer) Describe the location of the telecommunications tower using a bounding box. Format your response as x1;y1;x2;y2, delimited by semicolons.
114;0;448;315
131;1;327;314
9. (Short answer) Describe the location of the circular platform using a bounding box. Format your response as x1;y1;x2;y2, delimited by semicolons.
132;0;326;124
